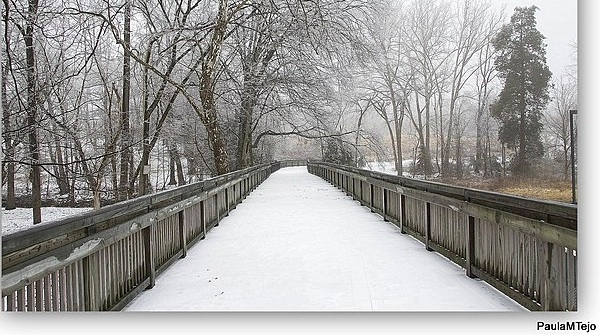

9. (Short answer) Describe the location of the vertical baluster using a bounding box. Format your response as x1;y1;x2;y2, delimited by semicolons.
17;288;25;311
179;210;188;258
35;278;43;311
383;189;388;222
400;194;407;234
43;276;51;311
51;271;60;311
425;202;432;251
143;225;156;289
466;216;476;278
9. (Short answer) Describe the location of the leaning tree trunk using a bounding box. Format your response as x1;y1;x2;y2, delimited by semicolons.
236;85;256;170
197;0;230;175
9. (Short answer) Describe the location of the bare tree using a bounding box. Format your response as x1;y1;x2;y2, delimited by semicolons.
438;0;498;177
544;67;577;180
117;0;132;200
400;0;452;176
359;0;411;175
226;0;374;169
473;8;504;177
1;51;17;209
134;0;205;194
3;0;43;222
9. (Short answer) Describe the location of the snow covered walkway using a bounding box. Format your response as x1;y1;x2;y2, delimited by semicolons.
124;166;526;311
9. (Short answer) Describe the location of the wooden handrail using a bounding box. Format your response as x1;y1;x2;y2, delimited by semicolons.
312;162;577;227
2;160;306;311
308;161;577;311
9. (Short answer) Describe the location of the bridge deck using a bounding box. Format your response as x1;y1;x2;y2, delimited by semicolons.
124;166;525;311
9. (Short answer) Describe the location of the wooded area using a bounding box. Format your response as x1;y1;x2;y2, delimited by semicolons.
1;0;577;223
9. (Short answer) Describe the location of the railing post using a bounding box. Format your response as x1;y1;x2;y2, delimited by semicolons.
200;200;206;240
179;210;187;258
383;188;388;221
234;183;239;206
466;215;476;278
225;187;230;216
400;194;406;234
369;183;374;212
143;226;156;289
359;180;363;205
215;194;220;227
425;202;432;251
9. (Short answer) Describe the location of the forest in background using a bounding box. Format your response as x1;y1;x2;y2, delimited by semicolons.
1;0;577;224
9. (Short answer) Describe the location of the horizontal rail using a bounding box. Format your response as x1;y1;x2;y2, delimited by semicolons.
2;160;304;311
308;161;577;311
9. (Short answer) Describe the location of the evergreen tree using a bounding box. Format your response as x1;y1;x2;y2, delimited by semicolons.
490;6;552;177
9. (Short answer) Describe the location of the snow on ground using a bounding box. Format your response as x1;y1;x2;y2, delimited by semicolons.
365;161;401;175
124;166;526;312
364;160;417;177
1;207;93;235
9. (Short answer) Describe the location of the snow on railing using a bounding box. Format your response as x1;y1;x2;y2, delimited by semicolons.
308;161;577;312
2;161;305;311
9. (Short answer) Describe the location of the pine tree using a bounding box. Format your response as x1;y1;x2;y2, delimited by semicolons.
491;6;552;177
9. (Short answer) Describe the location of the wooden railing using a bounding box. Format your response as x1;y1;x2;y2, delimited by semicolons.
271;160;307;169
4;159;573;311
1;161;306;311
308;161;577;311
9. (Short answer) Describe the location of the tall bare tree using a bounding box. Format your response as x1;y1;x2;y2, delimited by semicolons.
544;67;577;180
439;0;498;177
117;0;132;200
4;0;43;222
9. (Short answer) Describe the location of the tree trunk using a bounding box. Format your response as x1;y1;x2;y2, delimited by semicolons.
236;83;255;169
175;150;185;186
205;113;229;175
186;155;198;183
24;0;42;224
517;93;527;176
412;91;433;176
395;119;403;176
475;99;485;175
118;0;132;200
139;41;153;196
51;123;70;195
455;119;463;179
168;141;177;186
197;0;230;175
394;100;404;176
1;63;16;210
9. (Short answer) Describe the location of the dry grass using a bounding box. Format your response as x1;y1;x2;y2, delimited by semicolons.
440;177;574;203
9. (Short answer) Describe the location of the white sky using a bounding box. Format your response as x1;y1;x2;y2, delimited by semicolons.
493;0;578;76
